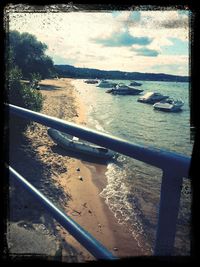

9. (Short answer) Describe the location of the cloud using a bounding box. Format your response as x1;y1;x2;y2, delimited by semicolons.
52;55;76;65
128;11;189;41
151;63;189;76
111;10;141;24
93;30;152;47
8;10;189;76
132;47;159;57
159;16;188;29
120;11;141;27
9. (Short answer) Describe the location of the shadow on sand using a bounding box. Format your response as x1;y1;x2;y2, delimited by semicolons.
39;84;63;91
8;135;70;223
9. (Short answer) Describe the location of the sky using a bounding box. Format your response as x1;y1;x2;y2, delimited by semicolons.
7;7;190;76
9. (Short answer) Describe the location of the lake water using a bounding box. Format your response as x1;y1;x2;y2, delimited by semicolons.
71;79;193;255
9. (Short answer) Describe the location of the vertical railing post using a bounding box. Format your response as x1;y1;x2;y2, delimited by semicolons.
154;169;183;255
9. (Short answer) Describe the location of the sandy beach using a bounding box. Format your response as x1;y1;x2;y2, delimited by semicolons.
8;78;145;262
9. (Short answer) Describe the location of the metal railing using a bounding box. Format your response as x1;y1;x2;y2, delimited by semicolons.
6;104;191;256
8;166;117;260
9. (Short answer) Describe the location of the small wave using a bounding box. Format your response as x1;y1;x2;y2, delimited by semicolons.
100;161;153;254
87;114;108;134
94;121;107;132
72;78;191;255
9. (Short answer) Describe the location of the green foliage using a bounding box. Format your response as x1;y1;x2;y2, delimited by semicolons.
8;66;44;112
8;65;22;84
5;31;51;139
8;30;56;79
30;73;42;83
6;32;46;112
20;84;43;112
7;73;42;141
7;66;23;106
7;66;44;135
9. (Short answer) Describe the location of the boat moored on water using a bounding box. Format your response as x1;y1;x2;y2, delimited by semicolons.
153;98;184;112
106;83;143;95
97;80;117;88
129;81;142;86
137;91;169;104
47;128;117;160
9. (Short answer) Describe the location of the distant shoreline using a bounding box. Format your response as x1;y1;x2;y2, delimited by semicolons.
55;64;189;83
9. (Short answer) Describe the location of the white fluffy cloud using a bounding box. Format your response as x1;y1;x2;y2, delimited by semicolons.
7;8;190;75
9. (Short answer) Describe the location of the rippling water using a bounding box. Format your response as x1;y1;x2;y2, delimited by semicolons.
72;79;193;255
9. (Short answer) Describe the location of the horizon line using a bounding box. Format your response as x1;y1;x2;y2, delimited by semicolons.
55;63;189;78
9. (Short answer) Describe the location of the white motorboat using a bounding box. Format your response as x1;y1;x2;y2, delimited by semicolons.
47;128;117;159
137;91;169;104
97;80;117;88
153;98;184;112
129;81;142;86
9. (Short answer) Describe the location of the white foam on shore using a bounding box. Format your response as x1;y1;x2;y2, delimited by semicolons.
72;79;108;134
100;158;153;254
72;78;153;254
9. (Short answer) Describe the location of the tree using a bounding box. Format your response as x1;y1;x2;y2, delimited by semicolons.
8;31;56;79
5;31;50;141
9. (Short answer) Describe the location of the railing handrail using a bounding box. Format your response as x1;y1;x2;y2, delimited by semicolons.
6;103;192;256
6;104;191;178
8;165;117;260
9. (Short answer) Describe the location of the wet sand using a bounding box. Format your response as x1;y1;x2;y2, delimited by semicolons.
9;78;144;262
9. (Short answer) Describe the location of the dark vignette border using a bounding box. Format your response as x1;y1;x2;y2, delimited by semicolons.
1;0;199;266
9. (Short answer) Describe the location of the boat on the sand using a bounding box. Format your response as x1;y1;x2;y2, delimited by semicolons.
47;128;117;159
84;79;98;84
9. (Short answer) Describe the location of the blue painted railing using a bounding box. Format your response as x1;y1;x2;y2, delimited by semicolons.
7;104;191;256
8;165;117;260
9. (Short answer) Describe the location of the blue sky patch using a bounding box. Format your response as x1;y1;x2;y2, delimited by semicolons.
94;30;152;47
177;10;189;16
128;11;141;22
161;37;188;55
111;11;121;17
133;47;159;57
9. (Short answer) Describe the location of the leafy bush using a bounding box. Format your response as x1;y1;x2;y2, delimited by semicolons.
20;84;43;111
8;67;43;110
5;31;55;141
30;72;42;83
7;67;44;141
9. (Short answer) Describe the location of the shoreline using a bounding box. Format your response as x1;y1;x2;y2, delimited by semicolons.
53;78;145;259
9;78;145;262
69;79;146;258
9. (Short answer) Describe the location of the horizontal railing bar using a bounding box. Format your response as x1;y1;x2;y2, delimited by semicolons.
7;104;191;178
8;165;117;260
